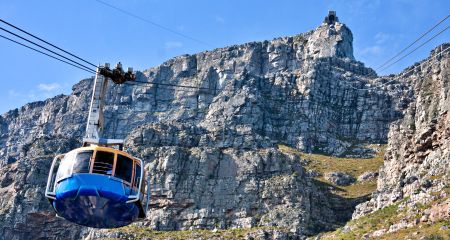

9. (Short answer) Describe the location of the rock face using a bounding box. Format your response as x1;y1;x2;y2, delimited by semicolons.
125;140;343;235
353;44;450;218
0;12;447;239
0;83;91;240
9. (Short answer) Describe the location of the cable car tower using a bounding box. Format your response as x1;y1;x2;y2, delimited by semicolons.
45;63;149;228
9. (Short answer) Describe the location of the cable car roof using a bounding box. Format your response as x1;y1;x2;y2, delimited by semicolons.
69;145;141;162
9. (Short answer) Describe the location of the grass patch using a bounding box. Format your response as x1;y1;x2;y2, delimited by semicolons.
278;144;385;198
384;220;450;240
277;144;384;178
337;180;378;198
319;219;450;240
314;193;450;240
316;198;406;239
429;174;447;181
102;226;288;240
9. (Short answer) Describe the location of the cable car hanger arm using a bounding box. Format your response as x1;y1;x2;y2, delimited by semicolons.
83;62;135;148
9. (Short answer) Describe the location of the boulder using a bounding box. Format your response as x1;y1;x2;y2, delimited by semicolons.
324;172;356;186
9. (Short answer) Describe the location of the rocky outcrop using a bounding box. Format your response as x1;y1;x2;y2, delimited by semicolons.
128;141;337;235
353;44;450;218
357;171;378;182
324;172;356;186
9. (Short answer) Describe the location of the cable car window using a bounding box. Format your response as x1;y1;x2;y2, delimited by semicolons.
93;151;114;175
72;150;93;173
134;163;141;188
56;151;76;181
115;154;133;183
48;155;63;193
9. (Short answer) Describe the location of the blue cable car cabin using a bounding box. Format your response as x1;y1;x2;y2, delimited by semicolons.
45;145;147;228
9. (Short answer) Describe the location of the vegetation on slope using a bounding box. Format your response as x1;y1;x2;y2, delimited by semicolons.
278;144;385;198
100;226;290;240
313;185;450;239
101;144;388;239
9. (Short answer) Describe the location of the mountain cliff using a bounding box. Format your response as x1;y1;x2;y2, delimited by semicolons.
0;12;448;240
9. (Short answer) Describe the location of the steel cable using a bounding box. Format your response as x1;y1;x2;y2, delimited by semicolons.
0;33;96;74
376;13;450;71
0;26;97;72
0;18;97;68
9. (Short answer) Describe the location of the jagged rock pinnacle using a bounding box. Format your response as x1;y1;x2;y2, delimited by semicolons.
306;11;354;60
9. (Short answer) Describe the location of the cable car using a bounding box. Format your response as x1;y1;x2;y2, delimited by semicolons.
45;63;149;228
45;145;146;228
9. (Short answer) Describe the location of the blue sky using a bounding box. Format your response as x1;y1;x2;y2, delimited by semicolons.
0;0;449;113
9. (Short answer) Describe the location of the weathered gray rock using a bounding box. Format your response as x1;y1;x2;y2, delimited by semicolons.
324;172;356;186
371;228;387;237
306;21;354;60
357;171;378;182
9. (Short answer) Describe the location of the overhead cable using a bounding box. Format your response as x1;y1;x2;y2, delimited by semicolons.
123;81;217;94
377;24;450;73
348;44;450;91
375;13;450;71
0;22;220;93
0;18;97;68
127;44;450;93
0;33;96;74
0;26;97;72
94;0;213;47
130;79;220;91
